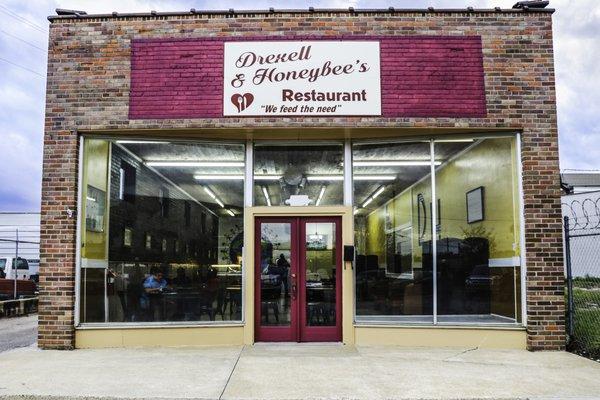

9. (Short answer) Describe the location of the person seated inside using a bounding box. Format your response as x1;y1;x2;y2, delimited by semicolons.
144;266;168;293
141;266;170;321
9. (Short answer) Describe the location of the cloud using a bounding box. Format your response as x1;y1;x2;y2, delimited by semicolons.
0;0;597;212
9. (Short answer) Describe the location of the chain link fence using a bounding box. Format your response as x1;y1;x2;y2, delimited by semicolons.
563;195;600;360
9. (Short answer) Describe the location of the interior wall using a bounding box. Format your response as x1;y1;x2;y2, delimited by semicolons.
81;139;110;261
364;137;521;319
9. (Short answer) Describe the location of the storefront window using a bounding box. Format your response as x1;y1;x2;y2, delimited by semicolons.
433;137;521;323
253;143;344;207
353;141;434;323
79;138;244;324
353;136;522;325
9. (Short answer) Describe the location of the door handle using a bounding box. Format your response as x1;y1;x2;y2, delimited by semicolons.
291;273;297;300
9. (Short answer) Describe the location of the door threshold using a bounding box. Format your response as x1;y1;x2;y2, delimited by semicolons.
253;342;344;346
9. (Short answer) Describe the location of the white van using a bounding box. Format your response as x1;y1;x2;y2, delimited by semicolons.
0;257;30;280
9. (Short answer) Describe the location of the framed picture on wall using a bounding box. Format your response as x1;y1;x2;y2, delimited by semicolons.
85;185;105;232
466;186;485;223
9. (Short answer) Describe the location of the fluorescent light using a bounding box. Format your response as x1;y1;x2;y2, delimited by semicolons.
353;161;441;166
262;187;271;207
434;139;475;143
315;186;326;206
146;161;244;167
226;209;235;217
254;175;282;180
362;197;373;208
194;175;244;180
116;140;169;144
353;208;360;215
204;186;226;208
86;196;96;202
353;175;396;181
203;187;216;199
372;186;385;199
307;175;344;181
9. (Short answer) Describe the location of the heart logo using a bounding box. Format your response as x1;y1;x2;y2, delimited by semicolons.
231;93;254;113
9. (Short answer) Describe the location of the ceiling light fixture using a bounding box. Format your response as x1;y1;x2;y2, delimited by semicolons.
116;140;170;144
203;186;225;208
254;175;282;180
362;197;374;208
372;186;386;199
226;209;235;217
262;186;272;207
315;186;326;206
194;175;244;180
353;175;397;181
361;186;386;208
434;139;475;143
192;174;401;181
353;161;442;166
146;161;244;167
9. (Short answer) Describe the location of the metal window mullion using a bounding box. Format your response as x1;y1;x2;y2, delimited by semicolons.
430;139;438;325
344;140;353;207
74;134;84;327
245;140;253;207
241;139;253;324
516;133;527;326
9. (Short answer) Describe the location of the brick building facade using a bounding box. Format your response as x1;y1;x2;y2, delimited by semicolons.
40;7;564;350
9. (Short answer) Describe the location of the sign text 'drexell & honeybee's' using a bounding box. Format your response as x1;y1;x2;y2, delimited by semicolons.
223;41;382;116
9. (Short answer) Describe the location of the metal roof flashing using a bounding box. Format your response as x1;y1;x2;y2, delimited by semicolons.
47;7;555;22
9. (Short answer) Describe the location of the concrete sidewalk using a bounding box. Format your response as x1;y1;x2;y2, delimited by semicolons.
0;344;599;400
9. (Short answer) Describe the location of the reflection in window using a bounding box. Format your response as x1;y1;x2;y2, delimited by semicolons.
434;137;521;324
353;141;434;323
253;143;344;207
259;222;292;326
353;137;521;325
79;139;244;324
305;222;337;326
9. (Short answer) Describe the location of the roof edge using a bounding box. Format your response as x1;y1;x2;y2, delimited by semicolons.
47;7;555;22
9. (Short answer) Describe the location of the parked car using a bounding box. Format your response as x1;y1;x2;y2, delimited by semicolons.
0;257;30;280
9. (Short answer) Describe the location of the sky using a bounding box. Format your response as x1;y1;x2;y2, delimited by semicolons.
0;0;598;212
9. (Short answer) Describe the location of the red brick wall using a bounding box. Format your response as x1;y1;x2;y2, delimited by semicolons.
41;9;564;350
129;36;486;119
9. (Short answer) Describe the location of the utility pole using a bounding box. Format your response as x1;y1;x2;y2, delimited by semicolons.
13;228;19;300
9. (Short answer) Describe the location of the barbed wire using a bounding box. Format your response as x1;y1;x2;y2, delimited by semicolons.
562;197;600;231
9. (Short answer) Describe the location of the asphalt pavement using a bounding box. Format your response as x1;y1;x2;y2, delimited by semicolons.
0;314;37;352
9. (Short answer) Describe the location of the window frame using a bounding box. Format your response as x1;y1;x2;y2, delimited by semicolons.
75;135;248;328
351;132;526;328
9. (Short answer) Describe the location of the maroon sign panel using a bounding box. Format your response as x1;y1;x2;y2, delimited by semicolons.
129;36;486;119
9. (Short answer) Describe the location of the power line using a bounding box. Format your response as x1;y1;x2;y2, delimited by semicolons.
0;57;44;78
0;29;45;52
0;4;46;34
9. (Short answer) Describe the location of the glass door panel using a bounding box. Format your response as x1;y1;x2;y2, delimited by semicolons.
299;218;342;342
304;222;337;327
255;219;297;341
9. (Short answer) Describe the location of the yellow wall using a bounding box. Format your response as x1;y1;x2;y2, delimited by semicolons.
355;326;526;349
435;138;520;259
81;139;110;260
76;326;244;348
366;138;519;262
364;138;521;319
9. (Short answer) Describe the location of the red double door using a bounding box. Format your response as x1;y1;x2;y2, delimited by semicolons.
255;217;342;342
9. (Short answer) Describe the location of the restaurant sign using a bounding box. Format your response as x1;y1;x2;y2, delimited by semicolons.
223;41;381;116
